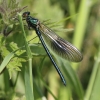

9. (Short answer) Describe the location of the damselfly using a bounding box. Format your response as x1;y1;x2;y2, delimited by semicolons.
22;12;83;86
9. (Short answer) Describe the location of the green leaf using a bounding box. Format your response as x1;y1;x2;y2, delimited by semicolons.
0;39;26;77
25;66;34;100
85;48;100;100
0;52;14;73
7;56;26;78
29;44;46;56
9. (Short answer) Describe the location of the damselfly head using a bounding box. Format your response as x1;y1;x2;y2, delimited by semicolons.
22;12;30;18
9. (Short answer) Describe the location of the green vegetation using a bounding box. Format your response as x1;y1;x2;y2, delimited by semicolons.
0;0;100;100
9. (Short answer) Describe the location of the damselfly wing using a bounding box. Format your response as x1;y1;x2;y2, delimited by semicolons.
38;24;83;62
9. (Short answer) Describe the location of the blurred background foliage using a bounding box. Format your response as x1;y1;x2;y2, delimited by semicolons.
0;0;100;100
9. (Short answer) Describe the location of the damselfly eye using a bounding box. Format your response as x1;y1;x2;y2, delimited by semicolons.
22;12;30;18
